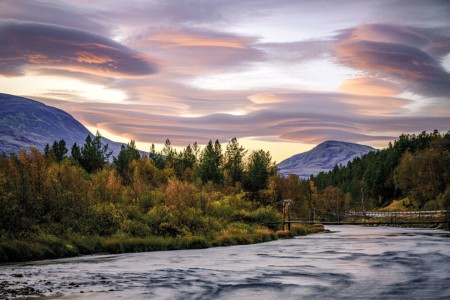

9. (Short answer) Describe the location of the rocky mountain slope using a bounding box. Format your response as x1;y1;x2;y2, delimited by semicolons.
277;140;376;179
0;93;122;155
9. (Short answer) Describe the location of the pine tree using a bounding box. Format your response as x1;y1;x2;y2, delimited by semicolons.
224;137;247;185
113;140;140;184
72;132;112;173
244;150;274;193
44;139;68;162
197;140;223;184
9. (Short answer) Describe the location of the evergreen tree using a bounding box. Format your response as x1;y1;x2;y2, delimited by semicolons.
162;139;175;169
176;144;197;178
244;150;274;194
197;140;223;184
224;137;247;185
44;139;68;162
113;140;141;184
72;132;112;173
149;144;166;169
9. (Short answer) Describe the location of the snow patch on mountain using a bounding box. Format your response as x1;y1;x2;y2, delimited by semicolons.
277;140;376;179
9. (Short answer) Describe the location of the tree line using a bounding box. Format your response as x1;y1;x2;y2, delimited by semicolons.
312;130;450;214
0;133;289;240
1;130;448;241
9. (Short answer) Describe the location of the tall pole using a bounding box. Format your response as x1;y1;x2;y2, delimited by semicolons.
282;199;292;231
288;202;291;231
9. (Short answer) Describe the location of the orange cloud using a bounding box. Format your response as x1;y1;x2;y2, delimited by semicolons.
339;77;401;96
27;53;61;64
348;24;429;48
149;31;254;49
75;51;114;64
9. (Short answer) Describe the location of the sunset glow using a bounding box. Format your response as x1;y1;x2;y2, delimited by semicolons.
1;0;449;162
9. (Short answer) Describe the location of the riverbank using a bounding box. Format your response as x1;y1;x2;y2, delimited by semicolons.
0;224;324;263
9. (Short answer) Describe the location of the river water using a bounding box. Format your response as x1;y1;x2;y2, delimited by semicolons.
1;226;449;299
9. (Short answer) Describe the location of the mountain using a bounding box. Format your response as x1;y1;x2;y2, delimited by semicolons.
0;93;122;155
277;140;376;179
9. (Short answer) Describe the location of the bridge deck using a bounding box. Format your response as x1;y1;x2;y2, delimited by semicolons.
283;220;450;226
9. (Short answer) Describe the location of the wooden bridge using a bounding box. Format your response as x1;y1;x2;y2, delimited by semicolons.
279;200;450;230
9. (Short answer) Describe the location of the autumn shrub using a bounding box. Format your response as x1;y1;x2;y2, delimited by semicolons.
423;199;441;211
145;206;186;237
208;200;233;219
88;204;123;236
439;186;450;210
120;219;152;237
249;206;280;223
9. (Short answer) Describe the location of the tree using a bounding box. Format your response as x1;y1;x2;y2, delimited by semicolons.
162;139;176;169
149;144;166;169
224;137;247;186
197;140;223;184
72;132;112;173
309;180;319;222
320;186;345;221
244;150;274;195
44;139;68;162
113;140;141;184
394;148;449;207
176;144;197;180
71;143;82;162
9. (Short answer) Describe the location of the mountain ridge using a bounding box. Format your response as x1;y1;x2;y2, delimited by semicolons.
277;140;376;179
0;93;122;155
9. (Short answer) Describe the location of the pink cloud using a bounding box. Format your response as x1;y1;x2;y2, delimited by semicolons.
334;23;450;98
148;30;256;49
34;90;434;148
339;77;402;96
0;21;160;77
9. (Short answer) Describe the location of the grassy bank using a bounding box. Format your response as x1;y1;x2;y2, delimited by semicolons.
0;224;323;263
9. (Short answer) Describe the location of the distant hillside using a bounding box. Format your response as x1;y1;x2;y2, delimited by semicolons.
0;93;122;155
277;140;376;179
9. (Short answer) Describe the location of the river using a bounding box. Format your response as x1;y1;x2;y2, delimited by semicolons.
1;226;449;299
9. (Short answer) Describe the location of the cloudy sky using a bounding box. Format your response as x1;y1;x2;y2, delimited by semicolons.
1;0;450;162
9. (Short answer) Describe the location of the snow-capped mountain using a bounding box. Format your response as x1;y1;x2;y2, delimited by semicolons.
0;93;122;155
277;140;376;179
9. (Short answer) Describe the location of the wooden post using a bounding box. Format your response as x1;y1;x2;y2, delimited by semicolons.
288;202;291;231
446;208;449;229
282;199;292;231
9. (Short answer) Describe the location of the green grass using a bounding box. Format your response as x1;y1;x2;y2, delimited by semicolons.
0;224;323;263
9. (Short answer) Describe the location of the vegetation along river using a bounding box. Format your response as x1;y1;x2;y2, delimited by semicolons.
1;226;449;299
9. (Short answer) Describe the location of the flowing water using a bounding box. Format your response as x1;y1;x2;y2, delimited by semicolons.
1;226;449;299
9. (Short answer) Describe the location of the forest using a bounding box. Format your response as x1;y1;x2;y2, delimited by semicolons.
0;130;448;262
312;130;450;215
0;135;320;262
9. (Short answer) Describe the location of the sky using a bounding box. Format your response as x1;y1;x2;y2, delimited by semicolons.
1;0;450;162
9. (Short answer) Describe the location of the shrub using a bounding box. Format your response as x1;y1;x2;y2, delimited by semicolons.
120;219;152;237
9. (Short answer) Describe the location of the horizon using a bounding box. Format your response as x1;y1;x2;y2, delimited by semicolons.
1;1;450;162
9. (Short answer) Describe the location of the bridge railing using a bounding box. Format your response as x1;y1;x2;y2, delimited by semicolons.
346;210;447;217
272;209;449;227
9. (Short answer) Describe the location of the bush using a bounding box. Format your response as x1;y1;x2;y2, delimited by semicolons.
120;219;152;237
